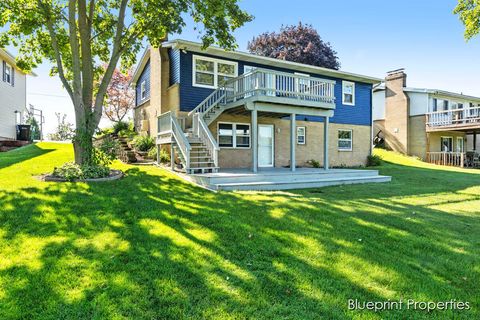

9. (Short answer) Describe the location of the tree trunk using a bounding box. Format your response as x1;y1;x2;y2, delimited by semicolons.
73;104;95;165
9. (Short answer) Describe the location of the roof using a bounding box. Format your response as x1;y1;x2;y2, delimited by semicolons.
373;82;480;102
132;39;382;85
0;48;37;76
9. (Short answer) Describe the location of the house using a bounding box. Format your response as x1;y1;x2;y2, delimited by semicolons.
373;69;480;167
131;39;391;190
0;48;30;140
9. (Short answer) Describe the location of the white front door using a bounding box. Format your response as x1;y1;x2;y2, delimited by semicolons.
258;124;274;167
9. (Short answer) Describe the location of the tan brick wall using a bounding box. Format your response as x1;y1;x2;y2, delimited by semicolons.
408;115;427;159
384;71;409;154
134;47;180;138
209;113;371;169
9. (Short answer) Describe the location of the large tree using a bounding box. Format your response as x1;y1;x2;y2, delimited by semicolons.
247;22;340;70
0;0;251;164
455;0;480;40
103;67;134;123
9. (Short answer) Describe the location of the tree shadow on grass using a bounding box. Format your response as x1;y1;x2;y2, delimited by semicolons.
0;144;55;170
0;165;478;319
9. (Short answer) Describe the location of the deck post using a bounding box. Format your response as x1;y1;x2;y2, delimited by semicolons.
290;113;296;172
170;143;174;170
157;144;161;165
324;116;329;170
474;132;477;151
252;108;258;173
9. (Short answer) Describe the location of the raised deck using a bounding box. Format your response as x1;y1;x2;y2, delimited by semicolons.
187;168;391;191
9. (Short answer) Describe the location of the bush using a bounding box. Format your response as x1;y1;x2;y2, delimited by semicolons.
133;135;155;152
113;121;130;134
118;128;137;139
52;162;110;181
366;154;382;167
97;136;119;161
154;148;170;163
309;159;321;168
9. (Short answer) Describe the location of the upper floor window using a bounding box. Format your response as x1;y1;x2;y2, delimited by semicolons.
342;81;355;105
193;55;237;89
140;80;146;100
3;61;13;86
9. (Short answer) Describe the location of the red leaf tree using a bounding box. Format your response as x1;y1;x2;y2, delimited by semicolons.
103;68;135;123
247;22;340;70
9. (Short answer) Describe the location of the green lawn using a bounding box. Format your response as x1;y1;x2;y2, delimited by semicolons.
0;143;478;319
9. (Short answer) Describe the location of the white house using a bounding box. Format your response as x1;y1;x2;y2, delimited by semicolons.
0;48;32;140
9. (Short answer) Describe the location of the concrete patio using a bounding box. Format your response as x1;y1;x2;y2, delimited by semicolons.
187;167;391;191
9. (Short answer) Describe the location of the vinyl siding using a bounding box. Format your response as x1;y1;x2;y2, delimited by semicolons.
0;58;26;139
177;51;372;126
169;49;181;86
135;59;151;106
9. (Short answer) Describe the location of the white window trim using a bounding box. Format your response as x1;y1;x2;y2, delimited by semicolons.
217;122;251;149
338;129;353;151
193;55;238;89
140;80;147;100
342;81;355;106
297;126;306;145
4;62;12;85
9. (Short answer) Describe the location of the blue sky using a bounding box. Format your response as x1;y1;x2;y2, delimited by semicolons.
8;0;480;134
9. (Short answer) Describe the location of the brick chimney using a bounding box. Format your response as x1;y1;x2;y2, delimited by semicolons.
384;69;409;154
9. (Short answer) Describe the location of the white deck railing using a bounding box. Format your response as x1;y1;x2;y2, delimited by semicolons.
426;152;465;167
223;68;336;105
426;106;480;129
193;113;219;168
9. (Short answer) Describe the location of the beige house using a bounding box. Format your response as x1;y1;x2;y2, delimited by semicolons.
373;69;480;167
130;40;391;190
0;49;29;140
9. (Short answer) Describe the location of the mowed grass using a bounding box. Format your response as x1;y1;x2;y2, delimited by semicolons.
0;143;479;319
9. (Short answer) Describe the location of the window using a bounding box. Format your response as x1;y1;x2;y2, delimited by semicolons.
218;123;250;148
338;129;353;151
441;136;453;152
297;126;306;145
140;81;146;100
457;137;464;153
342;81;355;105
193;55;237;89
3;62;13;85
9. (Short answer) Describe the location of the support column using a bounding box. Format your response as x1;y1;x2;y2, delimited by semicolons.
474;132;477;151
252;108;258;173
324;116;329;170
170;144;175;170
157;145;161;165
290;113;296;172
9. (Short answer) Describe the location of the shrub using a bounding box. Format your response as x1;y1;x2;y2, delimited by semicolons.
118;128;137;139
97;136;119;161
113;121;130;134
309;159;321;168
366;154;382;167
159;148;170;163
52;162;83;181
133;135;155;152
52;162;110;181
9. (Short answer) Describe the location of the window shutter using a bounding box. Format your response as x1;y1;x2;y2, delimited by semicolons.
11;68;14;86
2;61;5;82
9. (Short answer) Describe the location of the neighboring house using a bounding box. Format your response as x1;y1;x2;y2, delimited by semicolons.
132;39;382;175
0;48;30;140
373;69;480;167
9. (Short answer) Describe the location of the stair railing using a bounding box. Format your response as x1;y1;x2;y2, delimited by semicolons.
193;113;219;168
158;111;191;170
188;88;227;117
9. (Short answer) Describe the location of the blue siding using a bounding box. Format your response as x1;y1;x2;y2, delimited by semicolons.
178;51;372;126
169;49;181;86
135;59;151;106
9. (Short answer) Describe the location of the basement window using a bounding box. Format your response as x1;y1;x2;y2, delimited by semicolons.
297;126;306;145
338;129;353;151
218;122;250;148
